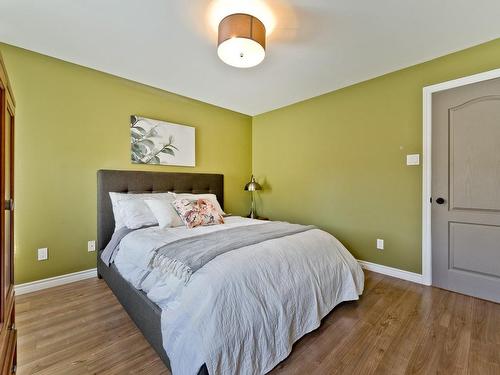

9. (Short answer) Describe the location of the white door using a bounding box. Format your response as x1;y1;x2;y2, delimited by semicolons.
432;77;500;303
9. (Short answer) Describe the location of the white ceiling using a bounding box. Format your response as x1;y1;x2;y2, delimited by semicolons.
1;0;499;115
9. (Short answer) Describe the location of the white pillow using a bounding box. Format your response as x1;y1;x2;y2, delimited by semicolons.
144;199;184;229
109;192;171;230
168;192;225;216
116;199;157;229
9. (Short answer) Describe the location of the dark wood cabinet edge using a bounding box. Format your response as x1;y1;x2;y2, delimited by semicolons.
0;52;15;108
0;328;16;375
0;51;16;375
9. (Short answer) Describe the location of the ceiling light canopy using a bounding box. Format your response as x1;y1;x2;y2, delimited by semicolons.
209;0;276;35
217;13;266;68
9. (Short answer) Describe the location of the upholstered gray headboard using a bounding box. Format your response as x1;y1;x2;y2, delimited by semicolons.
97;170;224;250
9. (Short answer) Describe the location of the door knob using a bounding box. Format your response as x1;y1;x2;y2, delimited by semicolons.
436;197;445;204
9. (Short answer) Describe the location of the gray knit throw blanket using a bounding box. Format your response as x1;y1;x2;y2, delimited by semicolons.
151;221;316;284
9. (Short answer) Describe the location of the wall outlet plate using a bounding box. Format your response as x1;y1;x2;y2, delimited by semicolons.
88;240;96;252
376;239;384;250
37;247;48;261
406;154;420;166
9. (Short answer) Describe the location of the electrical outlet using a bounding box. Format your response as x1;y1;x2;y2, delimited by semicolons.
88;240;96;252
376;239;384;250
406;154;420;166
37;247;48;261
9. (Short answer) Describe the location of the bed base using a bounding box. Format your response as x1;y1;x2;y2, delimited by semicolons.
97;254;209;375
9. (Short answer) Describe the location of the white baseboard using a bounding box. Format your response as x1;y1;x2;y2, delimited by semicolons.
14;261;423;295
357;260;424;284
15;268;97;296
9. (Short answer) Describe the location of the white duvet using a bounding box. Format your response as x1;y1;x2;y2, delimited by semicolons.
114;216;364;375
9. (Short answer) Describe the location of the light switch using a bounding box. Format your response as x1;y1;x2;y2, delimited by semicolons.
376;239;384;250
406;154;420;166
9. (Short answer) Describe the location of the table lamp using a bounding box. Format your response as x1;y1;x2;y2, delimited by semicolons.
244;175;262;219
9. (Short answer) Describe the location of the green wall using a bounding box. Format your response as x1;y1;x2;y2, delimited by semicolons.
3;37;500;283
0;44;252;284
252;38;500;274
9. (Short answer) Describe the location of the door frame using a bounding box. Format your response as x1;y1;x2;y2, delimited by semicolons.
421;67;500;286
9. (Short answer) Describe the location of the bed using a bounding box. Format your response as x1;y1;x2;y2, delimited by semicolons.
96;169;364;375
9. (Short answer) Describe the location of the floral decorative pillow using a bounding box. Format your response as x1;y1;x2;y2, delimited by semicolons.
172;198;225;228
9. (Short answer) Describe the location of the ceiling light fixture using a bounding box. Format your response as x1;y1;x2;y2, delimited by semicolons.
217;13;266;68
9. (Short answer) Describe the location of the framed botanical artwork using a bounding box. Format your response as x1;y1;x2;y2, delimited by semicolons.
130;115;195;167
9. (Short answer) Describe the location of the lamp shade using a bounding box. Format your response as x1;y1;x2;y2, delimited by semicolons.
217;13;266;68
244;175;262;192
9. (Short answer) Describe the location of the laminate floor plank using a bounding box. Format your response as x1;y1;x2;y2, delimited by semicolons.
16;272;500;375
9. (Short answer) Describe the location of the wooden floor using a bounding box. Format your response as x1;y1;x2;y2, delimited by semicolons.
16;271;500;375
